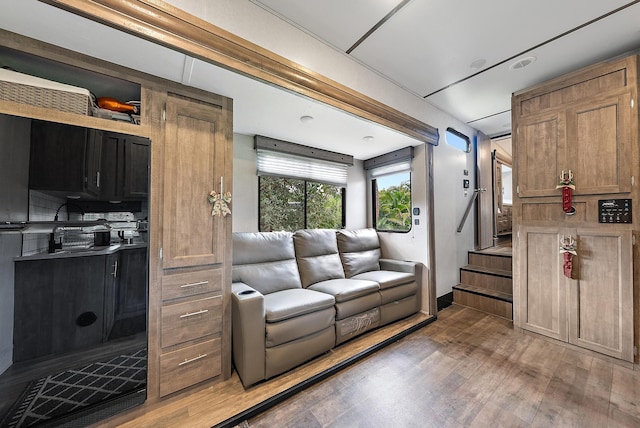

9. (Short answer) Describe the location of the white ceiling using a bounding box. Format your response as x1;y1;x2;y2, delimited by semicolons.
251;0;640;137
2;1;640;160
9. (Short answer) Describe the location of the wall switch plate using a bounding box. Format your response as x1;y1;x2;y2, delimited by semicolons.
412;207;420;215
463;179;470;188
414;219;420;225
463;169;469;176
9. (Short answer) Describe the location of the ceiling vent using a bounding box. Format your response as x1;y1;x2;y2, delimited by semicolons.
509;56;536;70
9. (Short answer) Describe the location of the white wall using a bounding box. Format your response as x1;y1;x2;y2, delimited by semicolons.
232;133;367;232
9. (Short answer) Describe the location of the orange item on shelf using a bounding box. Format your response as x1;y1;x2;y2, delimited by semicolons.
97;97;138;114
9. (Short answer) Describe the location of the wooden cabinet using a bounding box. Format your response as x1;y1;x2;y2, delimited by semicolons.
159;269;224;397
161;94;228;269
1;32;233;403
517;226;633;361
29;120;102;199
123;136;150;199
158;93;232;396
512;55;638;363
101;132;150;201
515;111;565;198
515;93;632;198
565;93;632;195
31;123;150;202
14;255;107;362
14;248;149;360
115;247;148;321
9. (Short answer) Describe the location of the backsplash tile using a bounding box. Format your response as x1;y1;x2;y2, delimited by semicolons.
23;191;149;255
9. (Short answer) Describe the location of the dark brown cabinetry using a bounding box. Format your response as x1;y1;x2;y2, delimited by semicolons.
115;247;147;321
14;255;107;362
101;133;150;201
29;120;102;199
14;246;148;362
29;120;149;201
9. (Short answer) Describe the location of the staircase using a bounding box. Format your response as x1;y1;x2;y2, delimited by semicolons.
452;246;513;320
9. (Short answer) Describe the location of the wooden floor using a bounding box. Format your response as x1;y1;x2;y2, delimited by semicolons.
244;305;640;428
97;312;434;428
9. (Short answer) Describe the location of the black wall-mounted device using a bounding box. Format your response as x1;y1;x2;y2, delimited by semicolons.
598;199;632;223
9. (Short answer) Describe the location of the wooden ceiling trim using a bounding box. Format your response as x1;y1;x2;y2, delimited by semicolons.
40;0;439;145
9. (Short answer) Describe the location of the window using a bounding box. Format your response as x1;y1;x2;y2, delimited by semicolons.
259;176;344;231
255;135;353;232
372;171;412;232
365;147;413;233
446;127;471;153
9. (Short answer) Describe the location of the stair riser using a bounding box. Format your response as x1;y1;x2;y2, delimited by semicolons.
460;271;512;294
453;290;513;320
468;253;512;271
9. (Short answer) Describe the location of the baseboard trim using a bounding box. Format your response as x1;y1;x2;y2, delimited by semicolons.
437;291;453;310
214;315;437;428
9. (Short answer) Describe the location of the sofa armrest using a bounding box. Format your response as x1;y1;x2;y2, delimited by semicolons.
380;258;417;275
231;282;266;387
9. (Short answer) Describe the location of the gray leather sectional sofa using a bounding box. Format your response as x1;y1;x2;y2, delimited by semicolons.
231;228;422;387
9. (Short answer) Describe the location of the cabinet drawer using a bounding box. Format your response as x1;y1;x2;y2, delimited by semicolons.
161;295;221;348
159;337;221;397
161;268;221;301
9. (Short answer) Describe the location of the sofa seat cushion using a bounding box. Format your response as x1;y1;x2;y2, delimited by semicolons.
352;270;414;290
308;278;379;303
379;281;418;304
264;289;335;323
335;292;381;320
266;307;335;348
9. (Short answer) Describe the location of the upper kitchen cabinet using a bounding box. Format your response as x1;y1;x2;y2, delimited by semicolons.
513;55;637;199
30;121;150;201
101;132;150;202
29;119;102;199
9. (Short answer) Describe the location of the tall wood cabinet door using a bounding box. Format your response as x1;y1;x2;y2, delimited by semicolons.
516;226;567;341
515;111;566;198
568;229;633;361
162;94;229;269
566;93;632;195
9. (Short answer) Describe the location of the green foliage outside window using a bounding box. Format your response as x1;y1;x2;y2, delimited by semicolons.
375;173;411;232
259;177;343;232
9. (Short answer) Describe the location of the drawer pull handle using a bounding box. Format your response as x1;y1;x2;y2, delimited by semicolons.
178;353;208;366
180;309;209;318
180;280;208;288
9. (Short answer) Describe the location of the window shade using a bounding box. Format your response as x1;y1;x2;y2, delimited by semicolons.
255;135;353;186
364;146;414;178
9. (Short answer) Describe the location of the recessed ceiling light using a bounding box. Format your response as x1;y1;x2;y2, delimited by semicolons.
300;115;314;123
509;56;536;70
363;136;374;142
470;59;486;70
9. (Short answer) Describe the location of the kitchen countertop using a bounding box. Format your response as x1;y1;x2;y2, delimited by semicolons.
15;242;148;261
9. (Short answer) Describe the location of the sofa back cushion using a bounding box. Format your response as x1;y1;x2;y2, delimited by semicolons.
293;229;345;287
232;231;302;294
337;228;381;278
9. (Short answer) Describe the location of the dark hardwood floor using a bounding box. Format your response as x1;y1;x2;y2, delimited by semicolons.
243;305;640;427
